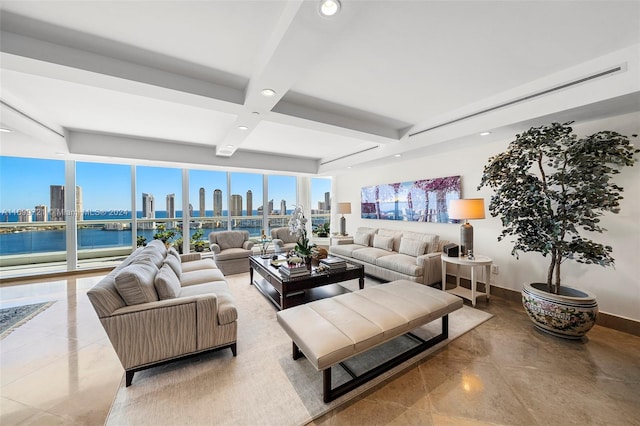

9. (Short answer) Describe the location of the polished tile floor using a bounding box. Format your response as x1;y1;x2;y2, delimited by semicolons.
1;272;639;425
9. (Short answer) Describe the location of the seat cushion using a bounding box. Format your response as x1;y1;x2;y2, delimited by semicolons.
215;247;253;261
155;263;181;300
181;258;218;273
180;268;226;287
179;281;238;325
375;254;423;277
352;247;394;264
114;260;159;305
330;244;366;258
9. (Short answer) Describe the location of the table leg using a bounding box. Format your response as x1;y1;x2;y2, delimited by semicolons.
470;265;477;307
249;266;253;285
359;276;364;290
441;258;446;291
485;264;491;301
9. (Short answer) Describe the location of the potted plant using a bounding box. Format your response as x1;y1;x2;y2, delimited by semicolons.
153;223;176;247
478;121;638;338
288;205;317;268
136;235;147;247
314;222;330;238
191;228;206;252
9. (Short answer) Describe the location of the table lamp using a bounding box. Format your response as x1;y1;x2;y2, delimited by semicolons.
337;202;352;236
448;198;485;257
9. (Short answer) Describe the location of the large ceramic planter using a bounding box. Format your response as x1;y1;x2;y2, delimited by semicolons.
521;282;598;339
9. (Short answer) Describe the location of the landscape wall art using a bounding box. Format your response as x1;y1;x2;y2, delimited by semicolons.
361;175;461;223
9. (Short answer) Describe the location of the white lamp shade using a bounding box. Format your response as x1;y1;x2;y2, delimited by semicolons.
337;202;352;214
448;198;485;220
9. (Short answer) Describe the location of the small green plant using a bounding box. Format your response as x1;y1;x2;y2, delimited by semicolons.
136;235;147;247
153;223;176;244
192;228;207;252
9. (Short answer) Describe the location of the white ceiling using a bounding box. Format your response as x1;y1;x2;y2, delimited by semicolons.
1;0;639;175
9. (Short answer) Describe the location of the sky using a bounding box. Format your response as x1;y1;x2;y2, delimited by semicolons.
0;156;331;212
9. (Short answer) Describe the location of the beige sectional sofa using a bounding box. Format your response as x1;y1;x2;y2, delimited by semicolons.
329;227;448;286
87;239;238;386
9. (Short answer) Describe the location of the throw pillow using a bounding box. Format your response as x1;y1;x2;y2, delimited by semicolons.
373;234;394;251
399;238;428;257
167;246;181;261
354;231;371;246
155;264;181;300
163;254;182;278
114;261;159;305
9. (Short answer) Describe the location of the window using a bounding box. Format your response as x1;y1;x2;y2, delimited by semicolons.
311;177;332;233
267;175;296;232
0;156;66;273
136;166;182;247
76;162;132;264
188;169;227;251
230;172;263;237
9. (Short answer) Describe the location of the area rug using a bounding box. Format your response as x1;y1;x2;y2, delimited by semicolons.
106;275;493;426
0;301;55;338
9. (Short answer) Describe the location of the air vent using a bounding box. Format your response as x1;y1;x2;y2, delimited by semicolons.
409;64;625;138
320;145;379;165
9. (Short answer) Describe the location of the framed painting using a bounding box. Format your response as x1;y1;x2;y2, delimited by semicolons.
361;175;461;222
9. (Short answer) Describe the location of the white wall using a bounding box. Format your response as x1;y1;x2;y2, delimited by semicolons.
333;111;640;321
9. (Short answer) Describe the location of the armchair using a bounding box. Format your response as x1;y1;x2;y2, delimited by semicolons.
208;230;254;275
270;227;298;254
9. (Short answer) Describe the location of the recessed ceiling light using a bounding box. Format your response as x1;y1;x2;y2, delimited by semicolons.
394;154;401;157
0;128;12;133
238;126;248;131
261;89;276;97
227;145;234;149
319;0;341;16
252;111;260;115
480;131;491;136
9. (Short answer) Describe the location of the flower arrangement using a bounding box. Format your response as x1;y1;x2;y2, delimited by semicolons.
288;205;316;257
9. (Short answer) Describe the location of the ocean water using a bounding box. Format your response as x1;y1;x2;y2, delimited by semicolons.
0;210;326;256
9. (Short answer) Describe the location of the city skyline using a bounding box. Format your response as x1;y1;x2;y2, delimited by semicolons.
0;156;332;215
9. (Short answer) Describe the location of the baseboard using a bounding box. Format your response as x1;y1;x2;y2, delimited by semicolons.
443;274;639;337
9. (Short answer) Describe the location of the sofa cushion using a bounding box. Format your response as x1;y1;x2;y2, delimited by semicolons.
373;234;394;251
352;247;394;264
377;229;403;252
215;247;252;261
114;261;159;305
354;231;371;246
163;254;182;278
179;282;238;325
216;231;246;250
155;263;182;300
180;268;226;287
181;258;218;273
398;237;428;257
401;231;439;254
330;244;365;258
376;254;423;277
167;246;181;262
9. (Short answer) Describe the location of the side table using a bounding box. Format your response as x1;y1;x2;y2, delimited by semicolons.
441;254;492;307
331;235;353;245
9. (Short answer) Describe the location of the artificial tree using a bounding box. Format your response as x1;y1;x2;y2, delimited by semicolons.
478;121;637;295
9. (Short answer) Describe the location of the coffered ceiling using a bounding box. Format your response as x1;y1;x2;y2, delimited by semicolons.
1;1;639;175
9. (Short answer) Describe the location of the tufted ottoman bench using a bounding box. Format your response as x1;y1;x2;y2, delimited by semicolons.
276;279;463;402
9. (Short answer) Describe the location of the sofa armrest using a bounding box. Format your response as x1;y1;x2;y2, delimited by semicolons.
180;253;202;262
101;294;219;369
272;238;284;250
416;252;443;286
209;243;221;254
243;241;255;250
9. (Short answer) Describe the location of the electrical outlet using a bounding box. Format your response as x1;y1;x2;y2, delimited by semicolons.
491;265;499;275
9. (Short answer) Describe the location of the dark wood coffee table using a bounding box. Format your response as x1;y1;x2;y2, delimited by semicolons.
249;255;365;310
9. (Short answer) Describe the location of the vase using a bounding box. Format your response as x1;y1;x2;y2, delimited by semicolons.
521;282;598;339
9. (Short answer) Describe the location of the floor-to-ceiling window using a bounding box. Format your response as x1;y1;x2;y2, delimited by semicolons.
311;177;332;233
0;156;67;273
229;172;263;237
136;166;182;247
188;169;227;252
76;161;132;265
267;175;297;232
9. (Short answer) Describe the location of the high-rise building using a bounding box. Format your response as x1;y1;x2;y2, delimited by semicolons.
35;205;48;222
280;200;287;215
18;209;32;222
246;190;252;217
325;191;331;211
230;195;242;216
141;193;155;229
50;185;83;221
199;187;205;217
166;194;175;218
50;185;65;221
268;199;273;214
189;203;194;218
213;189;222;217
